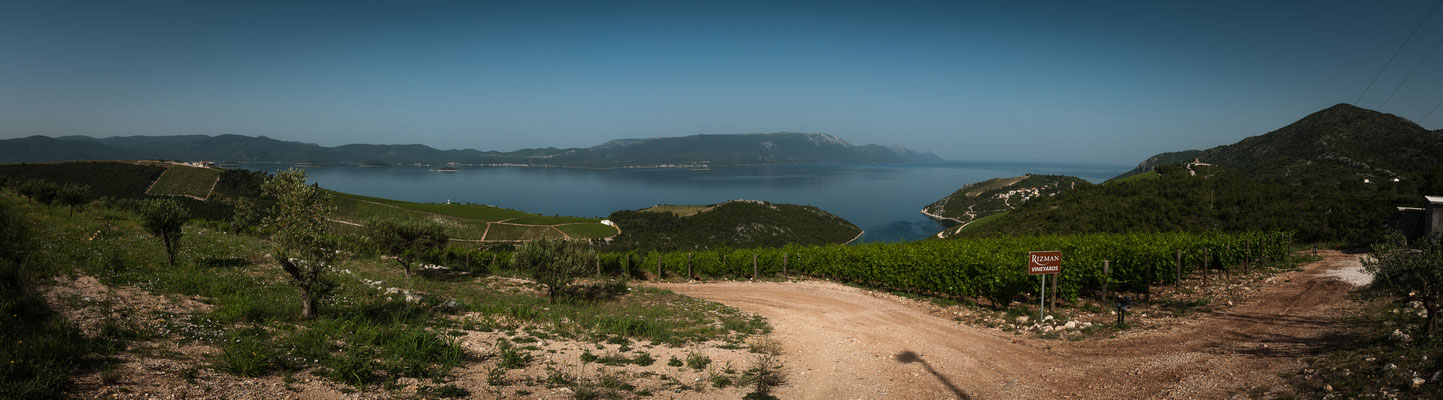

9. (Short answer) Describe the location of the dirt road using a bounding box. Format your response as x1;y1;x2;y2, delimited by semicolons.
662;250;1365;399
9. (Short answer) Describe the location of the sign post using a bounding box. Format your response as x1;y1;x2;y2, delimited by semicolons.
1028;251;1062;322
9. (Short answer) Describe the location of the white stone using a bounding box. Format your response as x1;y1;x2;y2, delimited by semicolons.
1043;315;1055;322
1413;377;1426;388
1064;321;1078;330
1015;316;1030;324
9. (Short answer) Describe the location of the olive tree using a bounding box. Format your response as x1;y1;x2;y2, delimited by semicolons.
1364;234;1443;337
262;169;339;319
364;218;448;278
511;238;597;303
140;198;189;266
56;183;89;216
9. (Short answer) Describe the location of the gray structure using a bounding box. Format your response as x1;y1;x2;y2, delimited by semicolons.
1400;196;1443;240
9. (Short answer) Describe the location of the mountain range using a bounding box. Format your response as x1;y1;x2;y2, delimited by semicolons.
0;132;941;167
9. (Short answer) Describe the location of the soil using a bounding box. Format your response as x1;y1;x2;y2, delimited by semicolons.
662;250;1368;399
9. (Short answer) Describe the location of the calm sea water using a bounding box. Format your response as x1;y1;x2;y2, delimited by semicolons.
240;161;1128;243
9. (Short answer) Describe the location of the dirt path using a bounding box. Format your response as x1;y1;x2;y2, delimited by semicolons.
662;251;1365;399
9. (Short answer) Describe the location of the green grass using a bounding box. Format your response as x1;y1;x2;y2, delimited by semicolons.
638;204;711;217
0;190;767;393
957;211;1007;232
147;165;221;198
556;223;620;239
484;224;563;241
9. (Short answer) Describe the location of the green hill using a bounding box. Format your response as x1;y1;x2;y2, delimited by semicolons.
1113;104;1443;185
603;200;862;251
923;174;1091;238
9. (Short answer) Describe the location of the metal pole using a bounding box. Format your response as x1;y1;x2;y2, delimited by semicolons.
1040;274;1046;322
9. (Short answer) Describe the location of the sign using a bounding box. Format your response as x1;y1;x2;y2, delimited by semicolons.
1028;251;1061;274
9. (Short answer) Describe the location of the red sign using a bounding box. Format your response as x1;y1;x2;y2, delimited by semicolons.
1028;251;1061;275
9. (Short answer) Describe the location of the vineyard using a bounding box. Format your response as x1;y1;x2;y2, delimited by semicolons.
446;231;1294;307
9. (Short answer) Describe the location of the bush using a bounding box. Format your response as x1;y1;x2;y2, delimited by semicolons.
140;198;189;266
364;218;448;278
511;238;597;303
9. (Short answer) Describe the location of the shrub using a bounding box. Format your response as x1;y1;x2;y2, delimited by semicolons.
1364;233;1443;336
262;169;339;319
511;238;597;303
140;198;189;266
364;218;448;278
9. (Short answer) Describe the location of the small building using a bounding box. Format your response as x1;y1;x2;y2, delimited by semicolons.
1400;196;1443;240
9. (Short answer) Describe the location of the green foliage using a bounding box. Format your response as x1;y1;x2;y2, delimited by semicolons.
363;218;448;277
512;238;597;303
1364;234;1443;336
684;351;711;370
228;196;262;234
262;169;339;319
622;231;1292;307
56;183;89;215
958;166;1402;244
494;340;532;369
140;198;189;266
740;353;785;400
604;200;861;252
924;174;1091;223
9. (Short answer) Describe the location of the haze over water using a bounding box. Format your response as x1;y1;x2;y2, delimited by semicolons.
244;161;1128;243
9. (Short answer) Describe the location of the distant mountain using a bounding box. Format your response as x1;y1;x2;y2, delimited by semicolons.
922;174;1091;238
0;132;941;167
1113;104;1443;183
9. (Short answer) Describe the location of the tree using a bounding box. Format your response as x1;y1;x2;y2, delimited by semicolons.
364;218;448;278
1364;233;1443;336
140;198;189;266
56;183;89;216
229;197;260;234
511;238;597;303
262;169;339;319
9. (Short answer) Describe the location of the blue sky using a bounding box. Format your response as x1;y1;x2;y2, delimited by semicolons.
3;0;1442;164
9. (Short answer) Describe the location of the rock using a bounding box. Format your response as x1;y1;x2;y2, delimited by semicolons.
1043;315;1055;322
404;293;421;303
1430;370;1442;383
1040;326;1054;332
1064;321;1078;330
1226;300;1233;306
1082;322;1093;328
1385;363;1398;371
1410;300;1423;309
1324;384;1333;392
1413;377;1426;388
1392;329;1412;343
1015;316;1030;324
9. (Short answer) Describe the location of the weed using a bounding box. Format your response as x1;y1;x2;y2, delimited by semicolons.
486;366;508;387
685;351;711;371
494;339;532;369
632;352;655;366
741;353;786;400
324;347;378;387
217;335;275;377
667;355;683;367
748;336;783;355
432;384;470;398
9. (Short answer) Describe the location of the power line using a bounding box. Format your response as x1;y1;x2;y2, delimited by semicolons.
1422;97;1443;123
1354;0;1443;105
1381;35;1443;107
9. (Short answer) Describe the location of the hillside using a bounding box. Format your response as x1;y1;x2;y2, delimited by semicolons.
602;200;862;251
0;132;941;167
922;174;1091;238
1113;104;1443;184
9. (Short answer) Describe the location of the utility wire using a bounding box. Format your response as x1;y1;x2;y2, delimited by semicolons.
1382;35;1443;107
1423;97;1443;122
1354;0;1443;105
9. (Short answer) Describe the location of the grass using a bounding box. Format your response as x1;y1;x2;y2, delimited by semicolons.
556;223;621;239
147;165;221;199
1287;297;1443;399
957;211;1008;232
0;189;770;394
1107;170;1159;184
327;190;616;241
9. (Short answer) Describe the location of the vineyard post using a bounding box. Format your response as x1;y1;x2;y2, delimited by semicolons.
1145;259;1153;303
1312;244;1317;256
656;253;662;280
1243;240;1249;275
596;257;601;276
1175;250;1182;287
687;253;693;281
753;253;758;279
1102;260;1110;300
624;253;630;278
783;252;788;277
491;253;497;269
1203;248;1209;285
1258;237;1264;268
1225;243;1231;279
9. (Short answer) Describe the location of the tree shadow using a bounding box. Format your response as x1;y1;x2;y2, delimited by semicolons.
194;256;252;269
560;281;629;304
415;267;477;282
894;350;973;400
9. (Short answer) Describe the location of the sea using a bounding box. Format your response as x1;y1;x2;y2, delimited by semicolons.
237;161;1129;243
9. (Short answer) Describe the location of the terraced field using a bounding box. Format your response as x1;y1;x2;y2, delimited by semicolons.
327;191;618;242
146;165;222;199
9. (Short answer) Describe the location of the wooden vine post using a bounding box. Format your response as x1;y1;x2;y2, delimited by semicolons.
1050;267;1058;311
687;253;693;280
752;253;758;279
1101;260;1110;300
1202;248;1209;285
624;253;630;277
1175;250;1182;287
656;253;662;280
783;252;789;277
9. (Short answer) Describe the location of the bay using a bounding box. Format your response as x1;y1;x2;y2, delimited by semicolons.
239;161;1129;243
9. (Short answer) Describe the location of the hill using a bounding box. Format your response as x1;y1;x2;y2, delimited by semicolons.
922;174;1091;238
966;104;1440;244
602;200;863;251
1113;104;1443;184
0;132;941;167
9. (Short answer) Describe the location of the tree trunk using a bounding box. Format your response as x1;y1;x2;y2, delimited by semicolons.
1428;299;1438;337
398;259;412;278
163;234;175;266
301;288;318;319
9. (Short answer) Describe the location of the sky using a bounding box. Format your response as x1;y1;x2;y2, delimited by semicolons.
3;0;1443;164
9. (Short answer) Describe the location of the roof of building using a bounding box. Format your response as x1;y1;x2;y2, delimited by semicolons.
1427;196;1443;205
